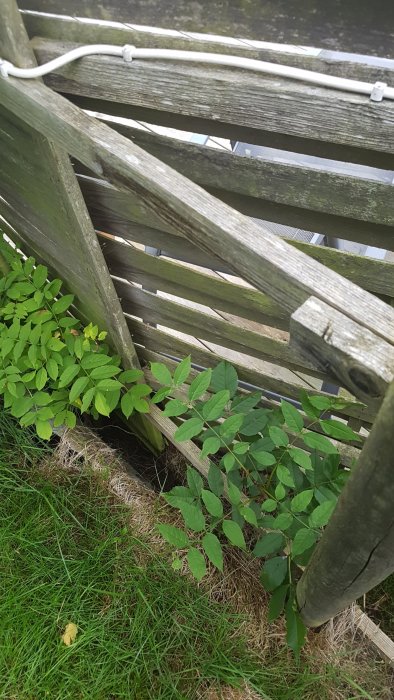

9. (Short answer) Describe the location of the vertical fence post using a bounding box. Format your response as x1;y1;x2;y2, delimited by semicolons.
0;0;164;452
0;0;141;370
297;380;394;627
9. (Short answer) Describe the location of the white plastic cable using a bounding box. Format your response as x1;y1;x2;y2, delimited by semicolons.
0;43;393;102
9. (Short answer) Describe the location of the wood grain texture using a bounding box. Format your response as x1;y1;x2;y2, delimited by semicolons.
68;94;394;170
1;75;393;368
19;0;394;57
290;296;394;408
130;320;374;423
114;278;331;378
86;176;394;299
143;350;365;462
101;237;288;329
31;38;394;168
0;0;140;370
104;123;394;228
21;12;394;84
354;605;394;667
297;380;394;627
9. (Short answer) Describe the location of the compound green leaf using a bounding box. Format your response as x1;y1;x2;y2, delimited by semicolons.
202;533;223;571
187;547;207;581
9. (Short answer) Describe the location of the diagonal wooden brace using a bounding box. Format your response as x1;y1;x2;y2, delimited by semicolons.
290;296;394;411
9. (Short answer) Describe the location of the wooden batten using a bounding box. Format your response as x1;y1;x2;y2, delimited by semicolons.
30;37;394;169
19;0;394;58
21;12;394;85
0;0;140;371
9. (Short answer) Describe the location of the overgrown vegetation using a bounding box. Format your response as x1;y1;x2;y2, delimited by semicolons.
0;235;390;660
0;236;150;440
2;412;384;700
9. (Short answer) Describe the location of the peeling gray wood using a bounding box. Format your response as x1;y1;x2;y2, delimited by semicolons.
0;0;140;369
31;38;394;168
290;296;394;409
1;75;394;374
21;12;394;84
19;0;394;58
101;237;288;329
131;321;374;423
297;380;394;627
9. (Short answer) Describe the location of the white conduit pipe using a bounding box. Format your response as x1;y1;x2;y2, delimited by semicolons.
0;43;393;102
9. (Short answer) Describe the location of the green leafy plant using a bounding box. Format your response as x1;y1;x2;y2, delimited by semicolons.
0;236;363;656
152;358;361;655
0;239;150;439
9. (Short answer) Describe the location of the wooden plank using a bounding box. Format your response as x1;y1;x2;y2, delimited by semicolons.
85;176;394;299
131;321;374;423
114;279;329;378
354;605;394;667
0;0;140;370
290;296;394;410
69;95;394;170
100;237;288;329
19;0;394;58
31;38;394;168
143;352;366;455
1;75;394;388
103;122;394;230
297;380;394;627
21;12;394;85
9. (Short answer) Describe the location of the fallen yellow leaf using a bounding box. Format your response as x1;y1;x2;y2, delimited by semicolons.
61;622;78;646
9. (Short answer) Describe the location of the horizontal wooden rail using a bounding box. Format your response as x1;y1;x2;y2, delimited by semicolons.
20;1;394;58
128;321;373;423
86;176;394;299
31;38;394;168
100;237;288;329
96;121;394;249
142;348;366;451
21;12;394;85
1;74;393;409
106;122;394;229
113;278;329;379
70;94;394;170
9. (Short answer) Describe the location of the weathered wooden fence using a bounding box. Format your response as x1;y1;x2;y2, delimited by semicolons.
1;0;394;638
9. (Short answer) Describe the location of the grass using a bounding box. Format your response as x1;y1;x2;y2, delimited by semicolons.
0;412;391;700
365;575;394;639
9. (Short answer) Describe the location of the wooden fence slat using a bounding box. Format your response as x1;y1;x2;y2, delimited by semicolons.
21;13;394;85
19;0;394;58
114;279;327;378
104;122;394;230
0;1;140;370
142;347;368;444
31;38;394;168
1;74;394;405
129;321;374;423
85;177;394;299
297;380;394;627
101;238;288;329
69;94;394;170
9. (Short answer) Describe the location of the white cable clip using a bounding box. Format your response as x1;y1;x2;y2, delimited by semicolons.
0;59;10;78
370;81;387;102
122;45;136;63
